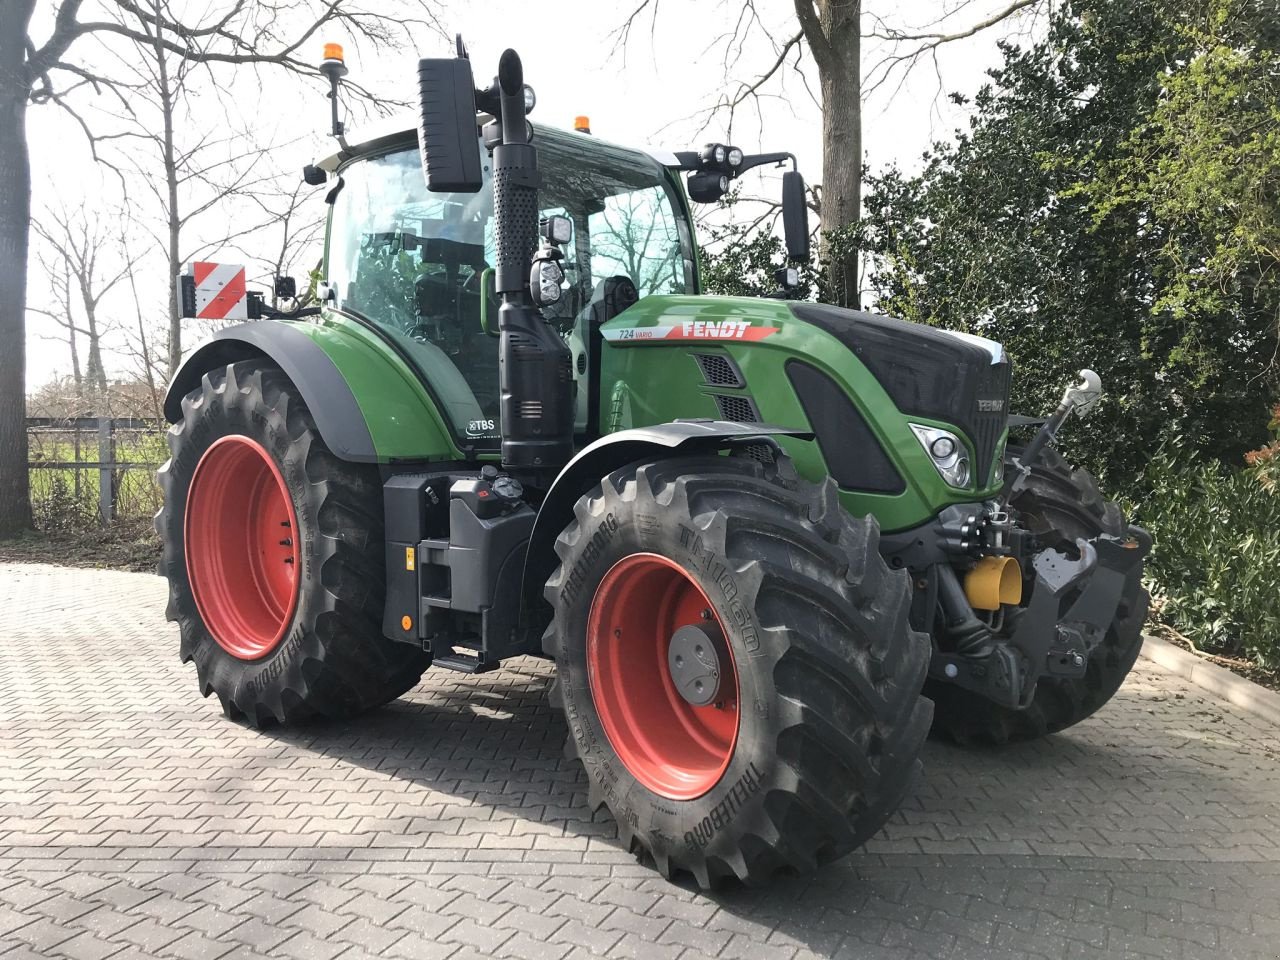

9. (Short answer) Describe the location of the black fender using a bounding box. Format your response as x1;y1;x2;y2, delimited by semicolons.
522;420;813;605
164;322;377;462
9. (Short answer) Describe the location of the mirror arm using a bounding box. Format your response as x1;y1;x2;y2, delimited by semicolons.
667;150;796;176
734;152;796;175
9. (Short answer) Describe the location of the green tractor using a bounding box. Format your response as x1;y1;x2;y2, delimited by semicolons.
157;40;1149;888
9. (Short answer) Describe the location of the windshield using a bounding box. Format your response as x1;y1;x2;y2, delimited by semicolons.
326;126;697;447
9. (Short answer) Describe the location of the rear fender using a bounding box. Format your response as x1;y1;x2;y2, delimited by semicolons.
522;420;812;607
166;323;384;463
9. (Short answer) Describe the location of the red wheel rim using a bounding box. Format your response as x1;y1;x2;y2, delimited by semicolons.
587;553;740;800
184;435;300;661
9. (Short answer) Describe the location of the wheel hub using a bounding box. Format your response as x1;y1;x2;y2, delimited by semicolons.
666;623;725;707
184;435;299;661
586;553;740;800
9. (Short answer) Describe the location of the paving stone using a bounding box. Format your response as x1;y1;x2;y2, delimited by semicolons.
156;931;235;960
2;563;1279;960
270;931;346;960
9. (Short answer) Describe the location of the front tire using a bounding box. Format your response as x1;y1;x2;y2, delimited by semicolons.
927;446;1149;744
156;360;428;726
544;453;932;888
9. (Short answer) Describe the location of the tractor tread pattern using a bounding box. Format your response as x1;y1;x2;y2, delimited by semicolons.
545;453;932;888
156;359;427;727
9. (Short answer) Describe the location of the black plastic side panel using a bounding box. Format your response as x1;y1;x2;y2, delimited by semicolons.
785;359;905;495
382;473;452;644
164;323;377;462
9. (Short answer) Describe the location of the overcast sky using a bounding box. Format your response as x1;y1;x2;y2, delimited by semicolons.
24;0;1044;390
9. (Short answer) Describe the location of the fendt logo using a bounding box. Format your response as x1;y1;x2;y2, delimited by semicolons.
602;321;780;344
976;399;1005;413
681;320;752;339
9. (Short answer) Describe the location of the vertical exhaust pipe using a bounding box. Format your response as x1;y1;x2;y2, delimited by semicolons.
489;50;574;483
416;43;573;484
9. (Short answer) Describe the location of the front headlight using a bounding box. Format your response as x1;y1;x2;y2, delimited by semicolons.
911;424;971;488
992;437;1007;484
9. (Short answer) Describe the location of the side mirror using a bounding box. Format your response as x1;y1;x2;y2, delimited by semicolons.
416;55;483;193
782;171;810;263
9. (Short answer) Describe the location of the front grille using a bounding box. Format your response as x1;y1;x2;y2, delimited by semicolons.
715;394;760;423
970;361;1012;486
694;353;744;387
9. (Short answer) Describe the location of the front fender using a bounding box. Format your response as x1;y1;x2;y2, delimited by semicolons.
522;420;812;605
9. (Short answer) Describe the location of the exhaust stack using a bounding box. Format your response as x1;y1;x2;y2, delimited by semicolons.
416;42;573;482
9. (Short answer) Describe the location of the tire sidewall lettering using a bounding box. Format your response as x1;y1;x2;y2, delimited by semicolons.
553;471;776;859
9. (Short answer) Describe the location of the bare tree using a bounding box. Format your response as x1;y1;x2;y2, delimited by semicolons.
0;0;443;536
30;205;138;406
30;246;84;400
616;0;1046;307
249;179;327;309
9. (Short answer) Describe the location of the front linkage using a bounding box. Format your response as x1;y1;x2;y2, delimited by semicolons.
883;370;1151;713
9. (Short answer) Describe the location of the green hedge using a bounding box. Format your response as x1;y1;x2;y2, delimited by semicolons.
1130;444;1280;668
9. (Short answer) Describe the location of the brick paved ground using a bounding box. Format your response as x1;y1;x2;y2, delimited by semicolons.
1;562;1278;960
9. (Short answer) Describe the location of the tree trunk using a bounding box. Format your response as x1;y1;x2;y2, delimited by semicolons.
69;324;83;400
85;317;107;402
817;1;861;308
80;279;107;402
0;1;35;537
154;3;183;379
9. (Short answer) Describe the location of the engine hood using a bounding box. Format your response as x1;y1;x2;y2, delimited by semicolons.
789;303;1012;487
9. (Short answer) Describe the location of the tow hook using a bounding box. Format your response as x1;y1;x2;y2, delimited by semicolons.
1045;625;1090;679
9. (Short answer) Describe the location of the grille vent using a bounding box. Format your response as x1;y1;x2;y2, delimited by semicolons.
715;394;760;423
738;442;776;464
519;400;542;419
694;353;744;388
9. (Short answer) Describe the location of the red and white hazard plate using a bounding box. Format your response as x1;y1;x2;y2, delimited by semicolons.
601;319;780;343
184;262;248;320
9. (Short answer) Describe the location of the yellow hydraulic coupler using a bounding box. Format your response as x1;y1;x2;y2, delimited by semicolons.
964;556;1023;611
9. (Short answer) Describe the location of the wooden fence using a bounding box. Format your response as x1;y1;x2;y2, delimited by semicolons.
26;417;166;525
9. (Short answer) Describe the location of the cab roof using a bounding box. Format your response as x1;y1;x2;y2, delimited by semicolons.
315;117;680;174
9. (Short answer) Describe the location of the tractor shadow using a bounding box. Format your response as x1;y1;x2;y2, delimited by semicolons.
257;662;1188;953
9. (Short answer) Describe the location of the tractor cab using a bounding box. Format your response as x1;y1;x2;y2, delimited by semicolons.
319;124;697;449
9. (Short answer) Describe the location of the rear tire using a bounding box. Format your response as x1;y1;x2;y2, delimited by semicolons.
927;446;1149;744
544;453;932;888
156;359;428;726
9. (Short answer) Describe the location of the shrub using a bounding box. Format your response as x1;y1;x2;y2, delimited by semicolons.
30;473;100;533
1131;433;1280;668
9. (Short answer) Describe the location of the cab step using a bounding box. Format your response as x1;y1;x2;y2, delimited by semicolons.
432;651;499;674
